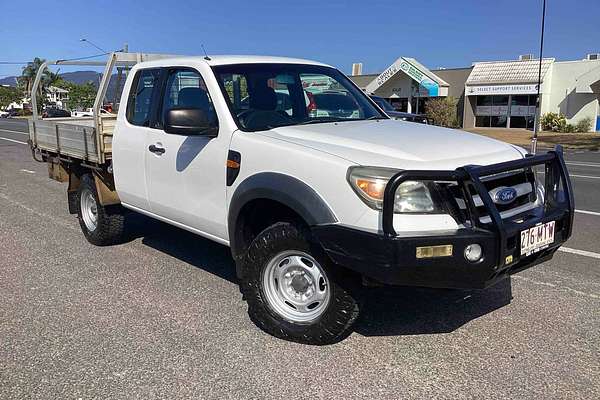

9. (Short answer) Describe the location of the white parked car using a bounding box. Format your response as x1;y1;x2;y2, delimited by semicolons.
71;107;113;117
28;53;574;344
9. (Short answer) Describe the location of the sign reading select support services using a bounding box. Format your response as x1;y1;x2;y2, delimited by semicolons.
466;84;539;96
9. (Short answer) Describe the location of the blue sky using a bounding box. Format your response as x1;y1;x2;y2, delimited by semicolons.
1;0;599;78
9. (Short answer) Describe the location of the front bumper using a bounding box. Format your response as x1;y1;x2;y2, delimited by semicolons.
312;146;574;289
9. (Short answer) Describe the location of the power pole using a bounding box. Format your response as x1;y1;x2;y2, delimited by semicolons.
531;0;547;154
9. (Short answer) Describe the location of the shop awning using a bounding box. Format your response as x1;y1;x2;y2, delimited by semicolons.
465;58;554;95
365;57;448;97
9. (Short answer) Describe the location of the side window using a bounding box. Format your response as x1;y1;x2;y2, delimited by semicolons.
160;69;218;129
126;69;161;126
220;73;249;113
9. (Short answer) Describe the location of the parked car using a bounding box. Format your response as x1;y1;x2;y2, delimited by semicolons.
4;108;23;118
311;91;360;118
71;107;114;117
42;108;72;118
370;95;429;124
0;110;8;118
29;53;575;345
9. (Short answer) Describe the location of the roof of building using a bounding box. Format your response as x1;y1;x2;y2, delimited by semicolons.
47;86;69;93
348;74;378;88
466;58;554;85
403;57;449;87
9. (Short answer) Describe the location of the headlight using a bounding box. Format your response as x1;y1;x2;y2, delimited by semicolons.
347;166;440;213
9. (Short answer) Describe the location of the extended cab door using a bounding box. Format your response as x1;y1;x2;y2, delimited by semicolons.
144;67;228;240
113;68;162;210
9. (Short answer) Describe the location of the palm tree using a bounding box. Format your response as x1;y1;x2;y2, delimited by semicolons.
18;58;65;111
18;57;46;96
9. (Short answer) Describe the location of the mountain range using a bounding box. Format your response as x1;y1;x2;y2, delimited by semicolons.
0;70;103;87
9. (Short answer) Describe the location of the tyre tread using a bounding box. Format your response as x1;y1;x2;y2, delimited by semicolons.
240;222;359;345
77;174;125;246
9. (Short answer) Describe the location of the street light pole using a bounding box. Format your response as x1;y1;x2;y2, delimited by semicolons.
79;38;107;53
531;0;547;154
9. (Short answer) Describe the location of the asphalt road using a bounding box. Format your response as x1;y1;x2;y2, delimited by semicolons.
1;119;599;399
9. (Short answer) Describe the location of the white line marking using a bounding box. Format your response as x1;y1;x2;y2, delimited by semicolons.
19;169;36;174
566;161;600;168
0;128;29;135
558;246;600;260
0;136;27;145
540;171;600;179
570;174;600;180
512;275;599;299
576;209;600;216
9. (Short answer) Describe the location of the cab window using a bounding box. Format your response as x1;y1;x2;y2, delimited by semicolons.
126;68;161;126
159;69;218;130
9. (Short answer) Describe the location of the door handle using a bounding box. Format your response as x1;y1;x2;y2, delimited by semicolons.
148;144;165;155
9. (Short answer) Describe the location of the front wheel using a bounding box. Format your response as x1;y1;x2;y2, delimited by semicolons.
76;174;126;246
240;222;359;345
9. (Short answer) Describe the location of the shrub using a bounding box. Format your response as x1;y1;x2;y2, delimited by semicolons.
540;112;566;132
563;123;576;133
424;97;458;128
575;117;593;133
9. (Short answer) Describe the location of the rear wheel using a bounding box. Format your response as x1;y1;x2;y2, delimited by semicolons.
240;222;359;345
76;174;125;246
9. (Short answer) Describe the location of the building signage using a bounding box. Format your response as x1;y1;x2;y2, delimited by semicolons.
366;57;440;96
466;84;539;96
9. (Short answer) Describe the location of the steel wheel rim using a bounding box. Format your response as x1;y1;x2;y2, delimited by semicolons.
81;188;98;232
262;250;331;323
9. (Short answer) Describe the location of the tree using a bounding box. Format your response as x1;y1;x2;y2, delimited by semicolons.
0;86;23;109
63;82;97;110
424;97;459;128
18;57;48;96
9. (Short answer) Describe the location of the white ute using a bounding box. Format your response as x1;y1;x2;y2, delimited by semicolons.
29;52;574;344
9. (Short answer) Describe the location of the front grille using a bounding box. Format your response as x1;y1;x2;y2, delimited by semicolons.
446;169;538;223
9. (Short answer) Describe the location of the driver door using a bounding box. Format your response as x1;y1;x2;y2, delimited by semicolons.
144;68;227;239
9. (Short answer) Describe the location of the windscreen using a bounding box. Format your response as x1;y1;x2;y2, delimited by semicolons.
213;63;386;131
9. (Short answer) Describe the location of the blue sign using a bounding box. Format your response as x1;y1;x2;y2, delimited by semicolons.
420;78;439;97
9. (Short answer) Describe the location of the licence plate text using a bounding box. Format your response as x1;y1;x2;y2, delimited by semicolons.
520;221;555;256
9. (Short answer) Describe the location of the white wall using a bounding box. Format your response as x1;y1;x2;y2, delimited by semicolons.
546;60;600;129
373;73;413;98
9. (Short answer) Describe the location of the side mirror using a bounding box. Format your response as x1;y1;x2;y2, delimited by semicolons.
164;108;217;136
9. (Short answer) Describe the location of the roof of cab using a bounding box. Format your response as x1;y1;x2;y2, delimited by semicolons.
136;55;332;68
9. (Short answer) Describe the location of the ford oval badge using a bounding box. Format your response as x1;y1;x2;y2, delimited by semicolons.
493;187;518;205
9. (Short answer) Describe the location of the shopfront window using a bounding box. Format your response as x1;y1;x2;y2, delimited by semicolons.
509;94;537;129
475;95;509;128
389;98;408;112
410;97;428;114
474;94;540;129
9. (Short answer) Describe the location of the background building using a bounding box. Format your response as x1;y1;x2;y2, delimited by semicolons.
351;54;600;132
46;86;69;109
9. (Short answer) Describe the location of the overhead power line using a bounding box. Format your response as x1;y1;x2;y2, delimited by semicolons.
0;51;111;66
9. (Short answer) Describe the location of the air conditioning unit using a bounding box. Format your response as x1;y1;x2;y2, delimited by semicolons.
519;54;534;61
351;63;363;76
586;53;600;61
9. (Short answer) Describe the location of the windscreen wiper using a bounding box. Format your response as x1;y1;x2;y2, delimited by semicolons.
297;118;347;125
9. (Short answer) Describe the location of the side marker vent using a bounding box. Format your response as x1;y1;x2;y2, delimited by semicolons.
226;150;241;186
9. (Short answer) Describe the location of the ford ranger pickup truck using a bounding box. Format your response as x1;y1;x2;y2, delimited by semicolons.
28;52;574;344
